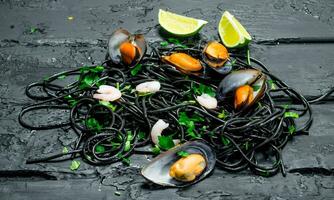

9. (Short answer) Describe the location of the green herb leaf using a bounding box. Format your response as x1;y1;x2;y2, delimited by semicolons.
138;92;152;97
80;65;104;73
121;157;131;166
199;125;207;134
30;27;38;33
79;73;100;89
85;155;92;161
247;48;251;65
121;85;132;92
284;112;299;119
221;136;230;146
116;154;131;165
178;112;204;139
138;131;146;141
282;104;289;109
158;136;175;150
99;101;117;111
267;79;276;89
64;95;78;107
124;131;134;152
177;151;190;157
160;41;169;47
90;65;104;73
192;83;216;97
252;85;261;92
70;160;80;171
288;125;296;135
78;66;104;89
95;145;105;153
168;38;180;44
260;170;270;177
130;64;143;76
62;147;69;154
124;141;131;152
218;110;228;119
86;118;102;132
151;145;161;155
244;141;249;151
58;75;67;79
167;38;188;48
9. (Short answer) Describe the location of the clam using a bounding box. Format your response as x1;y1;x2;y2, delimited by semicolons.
141;140;216;187
202;41;229;68
217;69;267;110
234;85;253;110
161;53;203;74
202;41;232;75
108;28;146;67
170;154;206;182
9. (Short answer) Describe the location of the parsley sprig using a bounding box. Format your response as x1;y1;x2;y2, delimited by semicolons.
178;112;204;139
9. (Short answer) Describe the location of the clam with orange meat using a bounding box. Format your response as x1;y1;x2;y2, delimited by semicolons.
217;69;267;110
108;28;147;67
141;140;216;187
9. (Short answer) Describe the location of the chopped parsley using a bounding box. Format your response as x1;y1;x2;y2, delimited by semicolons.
178;112;204;139
70;160;80;171
288;125;296;135
99;101;117;112
130;64;143;76
86;118;102;132
177;151;190;157
160;41;169;47
95;145;105;153
218;110;228;119
158;136;175;150
192;83;216;97
151;145;161;155
221;136;230;146
62;147;69;154
284;112;299;119
252;85;261;92
167;38;188;48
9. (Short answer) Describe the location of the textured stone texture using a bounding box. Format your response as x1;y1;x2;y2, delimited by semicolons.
0;0;333;199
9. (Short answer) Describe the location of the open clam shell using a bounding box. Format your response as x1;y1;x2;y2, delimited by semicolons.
108;28;147;67
234;73;267;111
141;140;216;187
202;41;229;68
217;69;263;100
249;73;267;105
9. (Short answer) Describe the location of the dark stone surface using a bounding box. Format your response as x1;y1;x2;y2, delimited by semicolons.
0;0;334;199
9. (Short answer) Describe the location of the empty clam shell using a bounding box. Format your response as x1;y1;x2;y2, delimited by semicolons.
141;140;216;187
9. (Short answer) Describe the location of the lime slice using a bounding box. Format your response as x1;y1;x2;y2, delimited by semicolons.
218;11;252;48
158;9;208;37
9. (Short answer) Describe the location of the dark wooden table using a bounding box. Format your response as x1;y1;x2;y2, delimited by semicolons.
0;0;333;199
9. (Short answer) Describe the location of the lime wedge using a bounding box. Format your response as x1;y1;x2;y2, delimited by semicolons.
218;11;252;48
158;9;208;37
